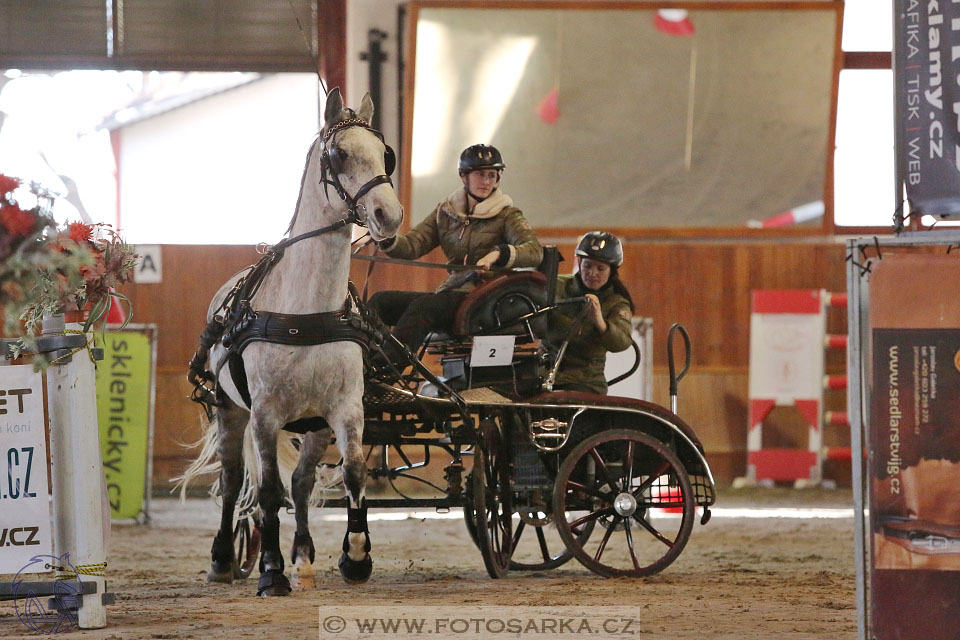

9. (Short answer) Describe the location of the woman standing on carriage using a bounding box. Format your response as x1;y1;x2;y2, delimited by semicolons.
367;143;542;367
548;231;635;394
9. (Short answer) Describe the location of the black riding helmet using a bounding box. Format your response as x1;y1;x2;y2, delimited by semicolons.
575;231;623;267
458;144;505;175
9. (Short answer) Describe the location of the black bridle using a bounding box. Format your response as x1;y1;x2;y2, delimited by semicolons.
273;118;395;254
319;117;394;223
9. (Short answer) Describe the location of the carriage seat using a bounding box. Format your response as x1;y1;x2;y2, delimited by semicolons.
446;270;549;341
423;271;550;395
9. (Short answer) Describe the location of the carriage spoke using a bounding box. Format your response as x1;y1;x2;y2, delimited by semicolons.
631;461;672;499
565;479;614;502
512;520;526;549
623;517;642;571
535;526;551;562
625;441;635;488
589;448;622;492
593;516;618;562
568;505;614;530
635;512;675;547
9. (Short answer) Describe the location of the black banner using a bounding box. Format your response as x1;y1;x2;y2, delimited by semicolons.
895;0;960;219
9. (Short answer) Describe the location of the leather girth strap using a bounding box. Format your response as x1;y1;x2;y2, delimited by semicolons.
225;308;382;409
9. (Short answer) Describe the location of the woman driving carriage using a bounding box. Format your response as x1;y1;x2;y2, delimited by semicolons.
367;144;543;368
548;231;634;394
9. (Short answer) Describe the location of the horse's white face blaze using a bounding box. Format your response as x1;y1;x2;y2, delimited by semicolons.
322;125;403;242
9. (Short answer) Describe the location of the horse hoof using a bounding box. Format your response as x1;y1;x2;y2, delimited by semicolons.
291;573;317;590
208;561;235;583
257;569;291;597
338;552;372;584
207;570;234;584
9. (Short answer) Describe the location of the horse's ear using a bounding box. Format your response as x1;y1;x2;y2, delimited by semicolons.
358;92;375;124
324;87;344;125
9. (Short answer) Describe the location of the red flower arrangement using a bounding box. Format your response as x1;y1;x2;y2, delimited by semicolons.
1;172;137;348
0;173;20;198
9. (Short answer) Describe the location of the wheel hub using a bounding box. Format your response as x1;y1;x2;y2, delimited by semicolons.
613;492;637;517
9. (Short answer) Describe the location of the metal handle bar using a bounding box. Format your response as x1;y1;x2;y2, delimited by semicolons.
606;339;641;387
667;323;691;413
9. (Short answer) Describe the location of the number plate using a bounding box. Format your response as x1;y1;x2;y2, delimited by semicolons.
0;365;52;572
470;335;516;367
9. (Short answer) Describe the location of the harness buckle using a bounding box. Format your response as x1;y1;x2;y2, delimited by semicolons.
256;242;270;255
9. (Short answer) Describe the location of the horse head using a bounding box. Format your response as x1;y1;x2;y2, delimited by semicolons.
316;88;403;242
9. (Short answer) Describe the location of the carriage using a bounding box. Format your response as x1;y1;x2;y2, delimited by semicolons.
229;246;717;581
183;89;715;593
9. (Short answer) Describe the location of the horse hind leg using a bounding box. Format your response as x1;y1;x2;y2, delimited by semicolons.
251;417;292;597
208;400;248;583
289;429;331;590
331;407;372;584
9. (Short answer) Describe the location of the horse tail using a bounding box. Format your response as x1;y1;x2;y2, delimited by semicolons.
171;410;261;520
171;409;223;501
276;431;343;507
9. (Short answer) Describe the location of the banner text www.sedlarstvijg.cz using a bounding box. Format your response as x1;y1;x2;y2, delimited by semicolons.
318;606;648;639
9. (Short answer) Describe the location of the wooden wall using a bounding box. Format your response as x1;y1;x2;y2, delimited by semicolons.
131;238;850;492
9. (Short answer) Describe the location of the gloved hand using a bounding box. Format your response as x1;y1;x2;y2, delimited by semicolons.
376;237;397;251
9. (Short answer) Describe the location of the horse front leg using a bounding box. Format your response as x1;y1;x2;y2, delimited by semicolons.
208;400;247;583
289;429;331;589
330;404;372;584
252;419;292;597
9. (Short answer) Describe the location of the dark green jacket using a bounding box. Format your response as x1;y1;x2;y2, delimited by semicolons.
383;188;542;291
549;274;634;394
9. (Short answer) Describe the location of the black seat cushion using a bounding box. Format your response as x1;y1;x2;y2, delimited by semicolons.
452;271;547;337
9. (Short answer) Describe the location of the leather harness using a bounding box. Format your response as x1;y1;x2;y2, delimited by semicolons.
187;117;392;415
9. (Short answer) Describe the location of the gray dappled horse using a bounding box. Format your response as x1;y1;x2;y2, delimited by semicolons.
180;89;403;595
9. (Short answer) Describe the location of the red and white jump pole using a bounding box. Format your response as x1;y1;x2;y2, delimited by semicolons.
747;201;825;229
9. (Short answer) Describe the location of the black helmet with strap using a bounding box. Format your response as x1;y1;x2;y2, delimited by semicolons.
575;231;623;267
458;144;505;175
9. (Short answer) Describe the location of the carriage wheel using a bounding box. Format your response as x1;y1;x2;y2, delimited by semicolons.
553;429;694;578
509;508;595;571
232;514;262;579
462;483;481;548
472;421;513;578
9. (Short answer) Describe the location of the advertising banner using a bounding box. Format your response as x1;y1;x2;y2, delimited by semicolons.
868;254;960;639
894;0;960;218
0;365;53;573
95;330;153;521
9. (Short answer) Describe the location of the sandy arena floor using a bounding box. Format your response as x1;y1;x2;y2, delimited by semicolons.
0;486;856;640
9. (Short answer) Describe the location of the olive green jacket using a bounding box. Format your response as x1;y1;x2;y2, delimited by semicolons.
382;188;543;291
548;274;634;394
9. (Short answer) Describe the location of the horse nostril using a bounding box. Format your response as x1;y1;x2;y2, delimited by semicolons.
374;207;387;228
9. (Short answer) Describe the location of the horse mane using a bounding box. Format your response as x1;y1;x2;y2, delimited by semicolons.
283;108;366;236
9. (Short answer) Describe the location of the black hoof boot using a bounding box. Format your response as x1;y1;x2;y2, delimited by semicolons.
257;569;291;597
338;552;373;584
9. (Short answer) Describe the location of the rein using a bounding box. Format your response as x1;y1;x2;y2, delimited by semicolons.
350;253;484;271
271;213;358;253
